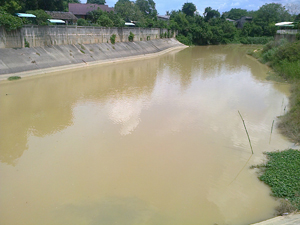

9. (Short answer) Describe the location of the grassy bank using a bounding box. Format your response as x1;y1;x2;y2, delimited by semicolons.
249;39;300;144
249;39;300;215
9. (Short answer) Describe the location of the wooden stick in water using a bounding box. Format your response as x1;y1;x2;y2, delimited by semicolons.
238;111;254;154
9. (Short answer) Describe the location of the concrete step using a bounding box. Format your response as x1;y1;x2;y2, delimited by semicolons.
251;214;300;225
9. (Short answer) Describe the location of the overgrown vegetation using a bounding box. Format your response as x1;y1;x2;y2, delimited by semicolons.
128;31;134;42
249;38;300;216
7;76;21;81
0;9;22;31
110;34;116;44
249;40;300;143
252;150;300;215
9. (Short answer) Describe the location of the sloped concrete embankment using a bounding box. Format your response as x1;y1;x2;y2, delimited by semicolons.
0;38;185;77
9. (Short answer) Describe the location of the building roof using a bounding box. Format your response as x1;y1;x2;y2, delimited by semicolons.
48;19;65;24
16;13;36;18
125;22;135;26
275;22;294;26
157;15;170;20
226;18;235;22
68;3;114;16
46;11;78;20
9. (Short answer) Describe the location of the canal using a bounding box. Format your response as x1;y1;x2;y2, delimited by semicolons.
0;45;295;225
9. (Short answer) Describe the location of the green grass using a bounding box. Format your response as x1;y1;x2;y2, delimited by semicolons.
240;36;274;45
253;149;300;214
7;76;21;81
278;82;300;143
249;39;300;216
248;40;300;143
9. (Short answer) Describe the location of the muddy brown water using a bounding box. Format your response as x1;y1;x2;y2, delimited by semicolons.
0;45;296;225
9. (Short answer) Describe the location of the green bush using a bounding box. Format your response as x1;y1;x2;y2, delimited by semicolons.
26;10;51;25
128;31;134;42
24;38;30;47
110;34;116;44
8;76;21;81
77;18;89;26
278;83;300;143
176;33;192;46
240;36;274;44
0;12;22;31
274;60;300;80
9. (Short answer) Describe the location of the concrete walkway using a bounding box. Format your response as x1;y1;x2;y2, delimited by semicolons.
251;214;300;225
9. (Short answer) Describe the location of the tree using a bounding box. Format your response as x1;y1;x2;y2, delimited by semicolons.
223;8;248;20
23;0;39;11
115;0;144;22
0;0;22;14
107;11;125;27
252;3;291;36
182;3;196;17
254;3;291;26
203;7;220;21
62;0;80;11
37;0;64;11
87;0;106;5
0;10;23;31
87;9;104;23
26;9;51;25
135;0;157;18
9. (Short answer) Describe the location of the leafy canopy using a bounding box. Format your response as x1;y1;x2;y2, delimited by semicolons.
87;0;106;5
182;3;196;17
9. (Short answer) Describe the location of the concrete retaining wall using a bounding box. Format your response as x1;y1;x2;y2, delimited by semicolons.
275;34;298;42
0;38;185;75
0;25;174;48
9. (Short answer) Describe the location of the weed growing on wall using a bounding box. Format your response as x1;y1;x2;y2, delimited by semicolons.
24;38;29;48
128;32;134;42
8;76;21;81
110;34;116;44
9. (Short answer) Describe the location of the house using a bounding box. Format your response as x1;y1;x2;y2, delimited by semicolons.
45;11;78;25
68;3;114;20
157;15;170;21
236;16;252;29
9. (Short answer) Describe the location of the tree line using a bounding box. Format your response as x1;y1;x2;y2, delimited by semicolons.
0;0;299;45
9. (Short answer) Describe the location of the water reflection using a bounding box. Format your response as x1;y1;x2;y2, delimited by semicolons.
0;59;158;164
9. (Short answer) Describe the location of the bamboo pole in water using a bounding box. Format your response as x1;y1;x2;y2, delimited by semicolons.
269;119;275;144
238;111;254;154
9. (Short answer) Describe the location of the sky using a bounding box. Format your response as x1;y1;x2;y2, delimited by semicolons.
80;0;300;15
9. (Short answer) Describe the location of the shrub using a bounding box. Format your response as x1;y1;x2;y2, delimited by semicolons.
24;38;30;48
26;10;51;26
176;33;192;46
77;18;89;26
8;76;21;81
110;34;116;44
240;36;274;44
0;12;22;31
128;31;134;42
